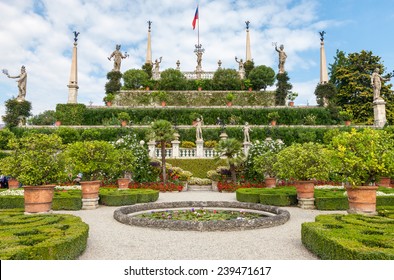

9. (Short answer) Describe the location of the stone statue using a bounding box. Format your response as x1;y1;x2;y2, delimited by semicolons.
275;43;287;74
73;31;80;43
4;66;27;101
243;122;252;142
108;44;128;72
235;56;245;71
153;57;162;77
319;31;326;42
371;68;390;101
194;116;203;140
196;51;202;69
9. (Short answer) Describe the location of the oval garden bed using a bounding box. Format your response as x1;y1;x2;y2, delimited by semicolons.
0;209;89;260
114;201;290;231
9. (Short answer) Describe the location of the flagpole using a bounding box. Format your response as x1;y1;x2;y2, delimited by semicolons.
197;3;200;47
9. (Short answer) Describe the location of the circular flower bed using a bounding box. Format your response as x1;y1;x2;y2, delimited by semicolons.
114;201;290;231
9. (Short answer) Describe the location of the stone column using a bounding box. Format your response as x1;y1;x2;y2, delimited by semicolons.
245;22;252;62
148;140;156;158
196;139;204;158
146;21;152;65
171;140;180;158
373;99;387;128
67;42;79;103
243;141;252;156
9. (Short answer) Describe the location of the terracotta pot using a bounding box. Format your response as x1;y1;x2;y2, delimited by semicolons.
270;120;277;126
265;177;276;188
391;179;394;188
377;177;391;188
161;101;166;107
248;87;252;92
198;87;202;91
80;180;101;199
117;178;130;189
295;180;314;199
24;185;55;213
121;120;127;127
227;102;232;107
146;86;150;91
288;101;294;107
345;120;351;126
346;186;378;214
55;121;61;127
106;101;112;107
8;179;19;189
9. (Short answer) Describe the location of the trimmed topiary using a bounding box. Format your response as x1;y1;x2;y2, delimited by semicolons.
98;188;159;206
236;187;297;206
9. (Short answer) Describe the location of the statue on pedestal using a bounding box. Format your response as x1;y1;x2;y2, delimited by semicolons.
194;116;203;140
153;57;162;79
108;44;128;72
274;43;287;74
371;68;390;101
243;122;252;143
3;66;27;101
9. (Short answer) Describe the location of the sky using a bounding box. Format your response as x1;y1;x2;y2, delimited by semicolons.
1;0;394;121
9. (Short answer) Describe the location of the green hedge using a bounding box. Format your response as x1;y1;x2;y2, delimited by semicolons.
98;188;159;206
0;196;24;209
301;214;394;259
236;187;297;205
53;190;82;210
55;104;86;125
0;209;88;260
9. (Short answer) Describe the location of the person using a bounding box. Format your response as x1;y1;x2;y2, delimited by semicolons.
6;66;27;101
243;122;252;142
371;68;390;101
108;44;128;72
194;116;203;140
275;43;287;74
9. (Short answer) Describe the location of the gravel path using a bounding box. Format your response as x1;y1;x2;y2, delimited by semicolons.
59;191;346;260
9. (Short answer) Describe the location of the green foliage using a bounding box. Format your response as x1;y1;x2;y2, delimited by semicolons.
267;111;280;121
63;141;118;181
302;213;394;259
226;92;234;102
55;104;86;125
141;63;153;79
2;99;32;128
98;188;159;206
329;128;394;186
105;71;122;93
0;134;66;186
212;69;242;90
215;138;245;182
243;60;255;79
54;127;81;144
180;141;196;148
159;69;187;90
248;65;276;91
287;91;298;101
274;142;333;181
236;187;297;206
252;138;285;178
123;69;150;89
117;112;130;122
0;209;88;260
28;110;56;125
314;83;337;106
303;114;317;125
167;159;224;179
53;190;82;210
275;72;292;106
329;50;394;124
103;93;115;103
0;128;16;149
338;109;354;121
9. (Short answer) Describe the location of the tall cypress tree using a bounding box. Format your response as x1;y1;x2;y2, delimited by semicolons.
275;72;292;106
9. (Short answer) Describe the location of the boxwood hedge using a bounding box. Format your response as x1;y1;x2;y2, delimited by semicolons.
98;188;159;206
302;213;394;259
0;209;89;260
236;187;297;206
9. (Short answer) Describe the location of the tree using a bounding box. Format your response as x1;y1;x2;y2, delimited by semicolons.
149;120;175;183
212;69;242;90
123;69;149;90
28;110;56;125
275;72;292;106
2;98;32;128
159;69;187;90
244;60;255;79
105;71;122;93
215;138;245;183
248;65;276;91
314;83;337;107
142;63;153;79
329;50;394;124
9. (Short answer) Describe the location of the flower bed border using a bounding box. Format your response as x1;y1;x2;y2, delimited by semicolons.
114;201;290;231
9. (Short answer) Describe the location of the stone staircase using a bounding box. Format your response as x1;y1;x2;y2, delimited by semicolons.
187;184;215;192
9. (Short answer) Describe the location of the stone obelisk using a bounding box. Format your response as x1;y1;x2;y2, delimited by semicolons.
67;31;79;104
146;21;152;65
245;21;252;62
319;31;329;84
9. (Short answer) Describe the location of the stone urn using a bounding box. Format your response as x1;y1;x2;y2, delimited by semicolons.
24;185;55;214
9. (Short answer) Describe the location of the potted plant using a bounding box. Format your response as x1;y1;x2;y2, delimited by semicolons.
157;91;168;107
244;79;253;91
287;91;298;107
226;92;234;106
330;129;393;214
252;138;285;188
274;142;332;207
267;111;280;126
338;110;353;126
103;93;115;107
196;79;204;91
117;112;130;127
64;140;118;208
113;147;136;189
0;134;66;213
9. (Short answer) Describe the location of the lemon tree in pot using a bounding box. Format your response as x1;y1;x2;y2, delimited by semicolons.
0;134;66;213
329;128;394;214
118;112;130;127
64;141;118;209
274;142;332;208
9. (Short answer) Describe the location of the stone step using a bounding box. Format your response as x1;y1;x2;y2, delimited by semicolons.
187;185;213;191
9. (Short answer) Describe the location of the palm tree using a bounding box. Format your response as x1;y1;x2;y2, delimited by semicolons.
215;138;245;183
150;120;175;183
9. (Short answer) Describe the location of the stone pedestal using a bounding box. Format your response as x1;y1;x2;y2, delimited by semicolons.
171;140;180;158
82;198;99;210
373;99;386;128
298;198;315;209
219;132;228;140
196;139;204;158
148;140;156;158
243;141;252;156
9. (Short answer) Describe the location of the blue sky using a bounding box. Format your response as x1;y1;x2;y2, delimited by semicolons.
1;0;393;121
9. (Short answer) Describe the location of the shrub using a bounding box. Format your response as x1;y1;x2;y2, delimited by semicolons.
28;110;56;125
180;141;196;148
236;187;297;205
123;69;149;90
2;99;32;128
55;104;86;125
0;128;15;149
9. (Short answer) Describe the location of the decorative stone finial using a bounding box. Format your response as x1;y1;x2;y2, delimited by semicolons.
245;20;250;30
148;20;152;31
319;31;326;42
73;31;80;43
